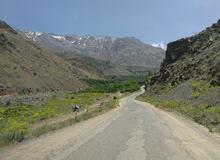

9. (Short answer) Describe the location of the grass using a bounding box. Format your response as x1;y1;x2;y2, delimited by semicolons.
0;74;139;147
138;95;220;132
190;80;212;99
138;80;220;132
190;80;212;92
0;92;111;147
27;98;119;138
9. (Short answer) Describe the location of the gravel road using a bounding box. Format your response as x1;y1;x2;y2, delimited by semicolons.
0;89;220;160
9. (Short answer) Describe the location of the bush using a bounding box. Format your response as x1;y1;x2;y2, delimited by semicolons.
190;80;211;93
163;100;181;109
191;92;200;99
0;118;29;146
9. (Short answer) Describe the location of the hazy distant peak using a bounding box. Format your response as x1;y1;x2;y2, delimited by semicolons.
18;30;165;71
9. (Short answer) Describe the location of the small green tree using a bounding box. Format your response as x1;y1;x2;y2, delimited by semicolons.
146;71;153;84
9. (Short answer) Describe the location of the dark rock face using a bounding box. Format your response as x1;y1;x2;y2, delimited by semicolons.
152;20;220;86
0;33;15;51
162;38;192;66
0;84;9;96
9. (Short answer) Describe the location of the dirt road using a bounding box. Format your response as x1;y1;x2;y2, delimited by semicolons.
0;89;220;160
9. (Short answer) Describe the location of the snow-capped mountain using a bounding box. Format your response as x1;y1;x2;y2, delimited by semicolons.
22;30;43;41
20;30;116;49
18;30;165;71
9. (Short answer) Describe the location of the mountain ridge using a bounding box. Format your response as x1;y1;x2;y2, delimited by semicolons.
18;30;165;73
0;20;102;96
139;19;220;132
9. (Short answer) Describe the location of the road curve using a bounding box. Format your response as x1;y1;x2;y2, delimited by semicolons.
0;89;220;160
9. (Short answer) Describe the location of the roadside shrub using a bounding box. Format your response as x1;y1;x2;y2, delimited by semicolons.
0;119;29;146
191;92;200;99
163;100;180;109
190;80;211;93
0;92;113;147
138;93;220;132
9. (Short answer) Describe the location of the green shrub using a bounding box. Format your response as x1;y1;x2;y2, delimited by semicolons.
190;80;211;93
0;118;29;146
191;92;201;99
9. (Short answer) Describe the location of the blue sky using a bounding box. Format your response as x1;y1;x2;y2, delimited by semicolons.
1;0;220;46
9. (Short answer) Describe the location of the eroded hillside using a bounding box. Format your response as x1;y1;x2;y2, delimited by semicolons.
0;20;100;96
140;20;220;132
152;20;220;86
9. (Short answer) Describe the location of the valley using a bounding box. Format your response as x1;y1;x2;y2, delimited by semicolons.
1;89;219;160
0;19;151;148
0;13;220;160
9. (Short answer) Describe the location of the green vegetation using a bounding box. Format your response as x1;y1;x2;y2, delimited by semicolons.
82;76;140;93
145;71;153;84
27;98;118;138
191;92;201;99
138;95;220;132
0;92;110;147
0;75;141;147
79;55;114;69
190;80;212;99
138;80;220;132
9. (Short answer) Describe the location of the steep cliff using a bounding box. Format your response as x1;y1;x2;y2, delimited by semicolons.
140;20;220;132
152;20;220;86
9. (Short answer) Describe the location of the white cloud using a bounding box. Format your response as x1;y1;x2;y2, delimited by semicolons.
152;42;167;50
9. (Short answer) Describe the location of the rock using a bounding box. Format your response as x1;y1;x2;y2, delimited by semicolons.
151;19;220;86
71;105;81;112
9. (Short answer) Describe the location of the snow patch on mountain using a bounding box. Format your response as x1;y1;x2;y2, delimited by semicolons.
23;31;42;41
52;35;66;41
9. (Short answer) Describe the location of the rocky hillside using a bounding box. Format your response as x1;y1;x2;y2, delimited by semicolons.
152;20;220;86
140;20;220;132
0;20;100;96
19;31;165;73
63;53;132;76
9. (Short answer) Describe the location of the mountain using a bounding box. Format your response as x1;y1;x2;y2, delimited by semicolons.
18;31;165;74
152;20;220;86
149;19;220;105
140;19;220;132
0;20;100;96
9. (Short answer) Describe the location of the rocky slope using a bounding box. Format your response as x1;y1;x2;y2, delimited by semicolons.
63;53;132;76
0;20;100;96
149;19;220;105
140;20;220;132
19;31;165;73
152;20;220;86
